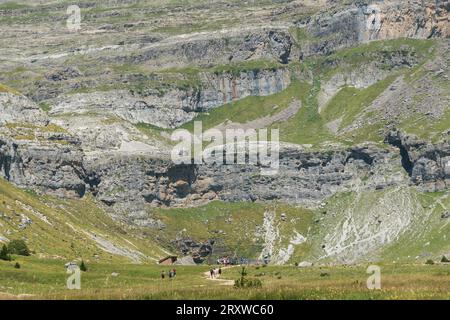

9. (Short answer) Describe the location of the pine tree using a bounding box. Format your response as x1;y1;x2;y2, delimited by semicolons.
0;244;11;261
80;260;87;272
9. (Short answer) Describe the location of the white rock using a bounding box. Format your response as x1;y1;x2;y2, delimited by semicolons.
298;261;313;268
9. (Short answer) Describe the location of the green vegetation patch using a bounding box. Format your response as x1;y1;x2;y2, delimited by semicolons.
399;109;450;143
321;74;397;129
0;2;29;10
211;60;283;76
182;80;311;132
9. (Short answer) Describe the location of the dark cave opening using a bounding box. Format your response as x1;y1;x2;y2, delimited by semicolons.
389;140;414;176
398;144;414;176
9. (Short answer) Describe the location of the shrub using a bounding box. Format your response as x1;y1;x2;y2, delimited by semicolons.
14;262;20;269
0;244;11;261
441;256;450;263
7;240;30;256
234;278;262;288
425;259;435;265
80;260;87;272
234;266;262;288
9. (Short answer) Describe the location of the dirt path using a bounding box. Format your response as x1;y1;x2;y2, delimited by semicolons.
203;267;235;286
0;292;34;300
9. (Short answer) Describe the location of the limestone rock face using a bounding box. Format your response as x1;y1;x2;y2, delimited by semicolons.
49;68;291;128
229;31;293;64
0;93;84;197
0;138;86;198
74;141;419;215
299;0;449;58
0;93;48;126
386;130;450;191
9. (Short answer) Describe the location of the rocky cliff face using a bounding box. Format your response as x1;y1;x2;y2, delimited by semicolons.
84;144;399;209
0;137;86;198
317;50;421;112
82;138;449;215
49;68;291;128
386;130;450;191
1;110;438;215
127;29;294;70
298;0;449;57
3;114;448;216
0;93;86;198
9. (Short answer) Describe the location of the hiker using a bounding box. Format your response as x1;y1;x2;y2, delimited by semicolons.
161;270;165;279
169;270;173;278
218;268;222;276
210;268;214;279
172;268;177;277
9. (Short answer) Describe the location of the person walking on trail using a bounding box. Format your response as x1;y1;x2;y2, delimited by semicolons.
218;268;222;277
172;268;177;277
161;270;165;279
210;268;214;279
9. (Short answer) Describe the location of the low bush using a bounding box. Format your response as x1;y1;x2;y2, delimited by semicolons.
7;240;30;256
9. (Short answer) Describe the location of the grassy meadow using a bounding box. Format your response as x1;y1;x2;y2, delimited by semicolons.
1;257;450;300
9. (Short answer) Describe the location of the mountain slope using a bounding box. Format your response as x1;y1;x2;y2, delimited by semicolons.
0;0;448;266
0;177;168;263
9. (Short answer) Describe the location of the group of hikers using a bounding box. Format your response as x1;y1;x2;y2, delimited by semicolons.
160;268;177;279
209;267;222;279
160;267;223;280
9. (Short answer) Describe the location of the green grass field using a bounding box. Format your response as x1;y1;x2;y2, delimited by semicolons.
1;257;450;300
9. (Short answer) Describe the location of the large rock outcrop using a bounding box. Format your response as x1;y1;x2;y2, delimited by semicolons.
0;138;86;198
386;130;450;191
81;143;409;216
